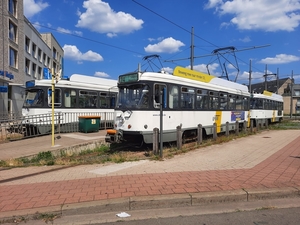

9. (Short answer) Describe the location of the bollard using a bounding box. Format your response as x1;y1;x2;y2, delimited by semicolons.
213;123;217;141
153;128;159;155
225;122;229;137
177;126;182;150
197;124;202;145
265;119;268;129
243;120;247;133
250;120;253;133
235;121;239;135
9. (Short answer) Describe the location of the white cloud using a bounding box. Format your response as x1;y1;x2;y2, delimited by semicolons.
148;37;164;42
144;37;185;54
94;71;110;77
63;45;104;62
23;0;49;18
239;36;251;43
76;0;143;36
162;67;173;74
259;54;300;64
189;63;219;75
205;0;300;31
57;27;72;34
57;27;83;36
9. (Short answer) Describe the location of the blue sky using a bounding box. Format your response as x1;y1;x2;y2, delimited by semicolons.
24;0;300;85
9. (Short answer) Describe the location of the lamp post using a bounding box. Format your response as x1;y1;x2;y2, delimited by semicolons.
51;68;55;146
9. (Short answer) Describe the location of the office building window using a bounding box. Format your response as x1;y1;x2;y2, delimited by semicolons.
32;43;37;58
32;63;37;78
25;58;30;75
38;48;42;62
53;47;57;59
43;53;46;65
53;62;57;74
47;57;51;67
25;37;30;53
9;20;17;42
8;0;17;17
38;66;42;79
9;47;17;68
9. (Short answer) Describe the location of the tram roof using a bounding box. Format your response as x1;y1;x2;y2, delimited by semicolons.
70;74;118;87
137;70;250;95
252;91;283;102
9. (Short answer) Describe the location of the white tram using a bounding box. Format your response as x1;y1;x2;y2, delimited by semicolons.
22;74;118;135
249;90;283;126
106;66;251;145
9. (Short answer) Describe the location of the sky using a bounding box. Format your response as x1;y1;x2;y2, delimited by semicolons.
24;0;300;85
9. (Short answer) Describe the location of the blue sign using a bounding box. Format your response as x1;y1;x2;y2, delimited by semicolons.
0;70;14;80
231;111;245;121
0;86;8;93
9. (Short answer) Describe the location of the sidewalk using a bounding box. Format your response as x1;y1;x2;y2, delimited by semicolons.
0;130;300;222
0;130;107;160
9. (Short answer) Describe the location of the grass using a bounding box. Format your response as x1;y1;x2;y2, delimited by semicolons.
0;144;149;168
0;119;299;168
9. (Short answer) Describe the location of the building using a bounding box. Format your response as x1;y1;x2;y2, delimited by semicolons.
282;83;300;115
0;0;63;118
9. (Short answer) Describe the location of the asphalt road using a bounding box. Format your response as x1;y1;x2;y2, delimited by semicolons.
2;196;299;225
97;206;300;225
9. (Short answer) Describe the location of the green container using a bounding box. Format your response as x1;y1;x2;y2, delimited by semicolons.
78;116;101;133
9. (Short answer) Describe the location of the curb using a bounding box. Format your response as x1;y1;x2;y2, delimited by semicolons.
17;140;108;160
1;186;299;221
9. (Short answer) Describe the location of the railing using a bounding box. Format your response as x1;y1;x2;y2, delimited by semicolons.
0;112;23;121
0;112;115;142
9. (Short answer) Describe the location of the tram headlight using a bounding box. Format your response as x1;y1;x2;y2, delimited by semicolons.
144;124;148;129
128;124;131;129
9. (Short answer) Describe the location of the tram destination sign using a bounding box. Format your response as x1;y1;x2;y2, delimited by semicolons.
173;66;214;83
119;73;139;83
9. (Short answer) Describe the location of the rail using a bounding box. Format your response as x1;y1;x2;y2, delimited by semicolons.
0;111;114;142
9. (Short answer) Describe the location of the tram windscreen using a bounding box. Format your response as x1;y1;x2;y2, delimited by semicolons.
117;84;150;109
23;89;44;107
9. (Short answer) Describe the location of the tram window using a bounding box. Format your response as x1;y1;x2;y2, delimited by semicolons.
208;91;218;110
64;89;76;108
219;93;228;110
196;89;208;109
168;85;178;109
236;96;242;110
243;97;249;110
256;99;263;109
48;88;61;107
228;94;235;110
154;84;167;109
99;92;109;108
110;93;116;108
79;90;97;108
181;87;195;109
24;89;44;107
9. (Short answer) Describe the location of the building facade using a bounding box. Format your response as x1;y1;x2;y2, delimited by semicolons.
0;0;63;118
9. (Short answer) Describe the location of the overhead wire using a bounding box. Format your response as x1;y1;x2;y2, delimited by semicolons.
33;23;146;56
132;0;280;82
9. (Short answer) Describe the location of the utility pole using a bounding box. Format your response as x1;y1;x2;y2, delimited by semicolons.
276;68;279;94
290;70;294;118
249;60;252;93
263;64;277;92
51;68;55;147
190;27;194;70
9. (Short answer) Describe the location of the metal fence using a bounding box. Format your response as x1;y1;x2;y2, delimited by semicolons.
0;111;114;142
